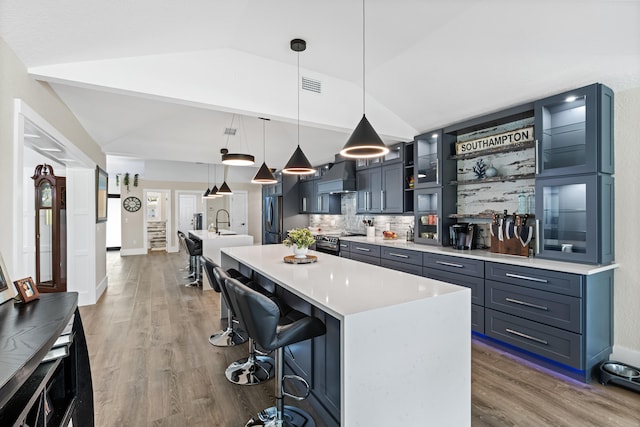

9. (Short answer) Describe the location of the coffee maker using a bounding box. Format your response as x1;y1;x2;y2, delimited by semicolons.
449;223;476;250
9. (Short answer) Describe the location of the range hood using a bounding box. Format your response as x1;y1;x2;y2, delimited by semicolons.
317;158;356;194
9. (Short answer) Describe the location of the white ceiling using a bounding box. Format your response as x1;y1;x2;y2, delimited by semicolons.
2;0;639;173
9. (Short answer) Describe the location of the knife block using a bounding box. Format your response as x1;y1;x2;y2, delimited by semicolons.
490;234;529;257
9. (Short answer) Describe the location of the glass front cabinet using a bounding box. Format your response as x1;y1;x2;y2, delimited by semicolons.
535;83;614;177
535;174;614;264
414;188;455;246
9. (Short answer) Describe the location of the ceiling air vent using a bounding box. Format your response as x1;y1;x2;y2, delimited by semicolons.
301;76;321;94
224;128;237;135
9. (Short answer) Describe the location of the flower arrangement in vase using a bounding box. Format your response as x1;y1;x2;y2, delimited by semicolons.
283;228;315;258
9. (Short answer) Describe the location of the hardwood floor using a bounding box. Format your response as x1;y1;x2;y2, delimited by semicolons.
80;251;640;427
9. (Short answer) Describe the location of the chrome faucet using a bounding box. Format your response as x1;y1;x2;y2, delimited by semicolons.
215;209;231;233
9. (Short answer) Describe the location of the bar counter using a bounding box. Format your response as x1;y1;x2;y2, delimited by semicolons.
221;244;471;426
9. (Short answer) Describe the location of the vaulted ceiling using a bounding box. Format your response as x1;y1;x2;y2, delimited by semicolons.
2;0;639;172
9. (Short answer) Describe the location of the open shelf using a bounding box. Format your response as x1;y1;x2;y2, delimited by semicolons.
450;173;535;186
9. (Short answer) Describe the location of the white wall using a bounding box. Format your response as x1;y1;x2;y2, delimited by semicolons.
611;86;640;366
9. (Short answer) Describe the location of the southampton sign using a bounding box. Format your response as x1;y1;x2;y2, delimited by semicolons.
455;126;534;155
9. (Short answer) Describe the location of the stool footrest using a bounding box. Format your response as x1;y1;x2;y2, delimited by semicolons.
282;374;310;401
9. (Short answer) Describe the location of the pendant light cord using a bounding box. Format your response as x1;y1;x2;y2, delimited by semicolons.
362;0;366;114
263;119;266;161
297;49;301;148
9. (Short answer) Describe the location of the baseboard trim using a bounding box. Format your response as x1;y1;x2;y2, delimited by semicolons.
611;344;640;368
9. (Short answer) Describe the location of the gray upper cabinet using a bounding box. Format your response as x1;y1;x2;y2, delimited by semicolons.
535;83;614;177
536;173;614;265
356;163;404;214
299;178;340;214
356;167;382;213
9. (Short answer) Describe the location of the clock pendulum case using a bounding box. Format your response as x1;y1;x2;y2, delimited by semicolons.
32;164;67;292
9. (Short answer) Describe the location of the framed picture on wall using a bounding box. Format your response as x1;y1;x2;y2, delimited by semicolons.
96;166;108;223
0;251;17;305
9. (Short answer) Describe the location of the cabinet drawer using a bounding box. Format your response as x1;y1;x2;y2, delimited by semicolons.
472;304;485;334
338;241;351;252
486;262;582;297
381;259;422;276
425;269;484;306
350;242;381;257
349;252;381;266
485;280;582;333
485;309;582;369
424;253;484;278
381;247;422;266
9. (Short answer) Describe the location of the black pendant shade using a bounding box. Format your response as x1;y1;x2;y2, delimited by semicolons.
203;188;210;197
207;185;220;198
218;181;233;195
340;114;389;158
282;145;315;175
221;151;255;166
252;162;278;184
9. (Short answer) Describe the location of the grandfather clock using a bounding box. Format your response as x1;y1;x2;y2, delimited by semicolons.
32;164;67;293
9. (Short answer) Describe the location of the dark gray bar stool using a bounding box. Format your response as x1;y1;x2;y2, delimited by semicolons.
226;277;326;427
214;267;275;386
203;256;250;346
183;237;202;287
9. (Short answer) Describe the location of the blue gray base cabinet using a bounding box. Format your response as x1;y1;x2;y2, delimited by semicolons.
483;262;612;382
342;238;613;383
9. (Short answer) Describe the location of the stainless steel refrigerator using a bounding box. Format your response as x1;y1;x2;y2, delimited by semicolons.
263;195;282;244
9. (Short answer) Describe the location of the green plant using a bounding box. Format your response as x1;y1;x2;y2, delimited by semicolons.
282;228;315;249
123;172;130;192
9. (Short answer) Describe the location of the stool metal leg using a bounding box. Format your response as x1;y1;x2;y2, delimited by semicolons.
225;338;275;386
245;347;316;427
185;255;201;287
209;307;247;346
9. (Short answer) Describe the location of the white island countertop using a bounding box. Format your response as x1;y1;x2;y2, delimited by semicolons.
221;244;471;426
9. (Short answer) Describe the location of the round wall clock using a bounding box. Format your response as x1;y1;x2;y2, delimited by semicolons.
123;196;142;212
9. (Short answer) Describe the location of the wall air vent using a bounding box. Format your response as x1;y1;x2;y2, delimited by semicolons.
302;76;321;94
224;128;237;135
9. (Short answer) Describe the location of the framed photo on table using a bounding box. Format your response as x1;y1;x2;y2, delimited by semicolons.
14;277;40;303
0;251;17;305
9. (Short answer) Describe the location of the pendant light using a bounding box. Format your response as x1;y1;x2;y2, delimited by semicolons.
218;165;233;195
221;114;255;166
340;0;389;159
207;164;221;198
252;118;278;184
203;163;211;198
282;38;316;175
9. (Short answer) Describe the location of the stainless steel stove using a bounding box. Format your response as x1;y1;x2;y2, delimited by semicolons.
313;231;365;256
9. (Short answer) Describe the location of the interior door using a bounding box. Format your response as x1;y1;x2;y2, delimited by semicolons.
230;191;248;234
178;194;197;232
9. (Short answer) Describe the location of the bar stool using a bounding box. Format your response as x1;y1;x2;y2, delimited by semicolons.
202;257;250;346
214;267;275;386
226;277;326;427
183;237;202;287
177;231;189;270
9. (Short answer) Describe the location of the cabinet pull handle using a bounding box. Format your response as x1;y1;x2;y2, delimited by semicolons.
506;328;548;345
318;196;322;211
436;260;464;268
505;273;548;283
340;244;348;248
355;247;371;252
505;297;549;311
302;197;307;212
381;190;385;210
535;139;540;175
535;219;540;255
389;252;409;258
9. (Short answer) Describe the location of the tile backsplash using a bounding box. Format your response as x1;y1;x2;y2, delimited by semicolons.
309;193;414;238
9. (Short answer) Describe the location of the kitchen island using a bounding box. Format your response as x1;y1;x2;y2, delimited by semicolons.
188;230;253;291
221;244;471;426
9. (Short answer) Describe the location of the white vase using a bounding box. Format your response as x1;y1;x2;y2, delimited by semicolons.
293;246;309;259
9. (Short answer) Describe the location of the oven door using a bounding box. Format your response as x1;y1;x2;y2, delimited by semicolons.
314;242;339;256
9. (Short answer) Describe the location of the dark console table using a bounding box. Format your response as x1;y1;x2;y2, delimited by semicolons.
0;293;93;426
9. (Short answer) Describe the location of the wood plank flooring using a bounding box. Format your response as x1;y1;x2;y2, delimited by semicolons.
80;251;640;427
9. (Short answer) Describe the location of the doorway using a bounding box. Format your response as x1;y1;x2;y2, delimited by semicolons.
106;194;121;250
144;189;171;252
230;191;249;235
